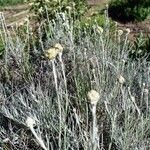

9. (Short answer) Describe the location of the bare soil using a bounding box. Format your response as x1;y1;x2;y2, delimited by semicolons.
0;4;29;27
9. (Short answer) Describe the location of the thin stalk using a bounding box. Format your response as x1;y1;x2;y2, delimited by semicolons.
51;60;62;150
58;53;69;112
91;104;98;150
29;126;47;150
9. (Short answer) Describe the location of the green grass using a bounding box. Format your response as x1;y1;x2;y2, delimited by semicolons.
0;0;24;7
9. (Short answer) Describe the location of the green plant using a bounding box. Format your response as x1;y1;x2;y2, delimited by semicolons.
79;13;115;32
0;0;24;7
25;0;87;21
108;0;150;22
130;34;150;61
25;0;88;54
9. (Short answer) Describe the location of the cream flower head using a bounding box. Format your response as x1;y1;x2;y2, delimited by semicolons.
143;89;149;93
38;7;43;13
26;117;36;128
118;29;123;36
45;43;63;60
105;4;109;8
54;43;63;52
96;26;103;34
29;2;34;6
118;75;125;84
45;48;60;60
87;90;100;105
125;28;130;34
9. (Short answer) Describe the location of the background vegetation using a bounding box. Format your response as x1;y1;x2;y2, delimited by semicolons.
108;0;150;22
0;0;24;7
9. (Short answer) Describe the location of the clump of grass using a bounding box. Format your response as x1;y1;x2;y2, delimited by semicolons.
0;10;149;150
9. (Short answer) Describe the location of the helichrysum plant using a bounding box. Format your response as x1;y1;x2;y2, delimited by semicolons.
0;11;149;150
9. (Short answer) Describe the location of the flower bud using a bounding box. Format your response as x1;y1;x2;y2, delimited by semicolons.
118;29;123;36
118;75;125;84
54;43;63;52
143;89;149;93
125;28;130;34
45;48;59;60
26;117;36;128
87;90;100;105
96;26;103;34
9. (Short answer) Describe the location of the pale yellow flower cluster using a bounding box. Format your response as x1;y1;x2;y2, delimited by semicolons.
96;26;103;34
117;28;130;36
29;2;34;6
87;90;100;105
26;117;36;127
118;29;123;36
45;43;63;60
38;7;43;13
143;89;149;93
117;75;125;84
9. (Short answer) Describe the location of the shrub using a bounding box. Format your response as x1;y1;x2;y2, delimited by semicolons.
108;0;150;22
